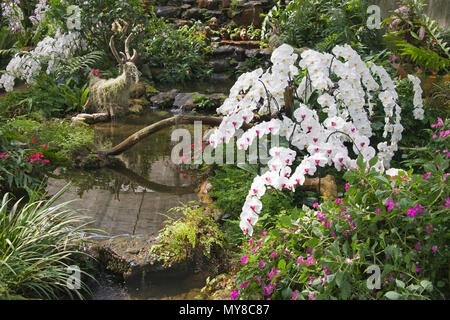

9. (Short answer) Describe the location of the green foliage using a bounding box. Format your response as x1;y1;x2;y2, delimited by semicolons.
230;122;449;300
46;0;147;52
152;203;226;268
1;117;94;166
274;0;385;57
0;186;96;299
0;26;16;70
143;18;212;84
193;95;216;112
0;74;90;118
383;0;450;72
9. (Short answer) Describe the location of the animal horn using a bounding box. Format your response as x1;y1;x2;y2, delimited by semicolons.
109;35;125;65
124;33;138;63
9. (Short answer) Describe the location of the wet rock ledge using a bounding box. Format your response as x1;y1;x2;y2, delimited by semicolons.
87;235;192;286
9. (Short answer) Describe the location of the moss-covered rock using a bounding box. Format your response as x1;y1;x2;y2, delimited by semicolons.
87;235;192;285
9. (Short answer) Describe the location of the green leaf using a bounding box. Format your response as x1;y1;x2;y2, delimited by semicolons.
356;154;364;170
278;259;286;271
385;291;401;300
369;156;379;168
395;279;405;289
281;287;293;299
420;280;433;292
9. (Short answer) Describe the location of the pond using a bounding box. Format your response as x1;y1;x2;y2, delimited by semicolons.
46;110;209;300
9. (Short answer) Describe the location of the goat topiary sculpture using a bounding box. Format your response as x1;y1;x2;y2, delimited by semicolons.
83;33;140;117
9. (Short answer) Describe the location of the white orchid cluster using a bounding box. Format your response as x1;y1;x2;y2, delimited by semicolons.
1;0;25;35
29;0;50;26
0;29;82;91
208;44;424;236
407;74;425;120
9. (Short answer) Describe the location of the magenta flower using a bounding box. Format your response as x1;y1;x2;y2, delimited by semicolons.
270;251;278;259
259;259;265;269
345;183;350;191
431;245;437;253
425;224;434;234
407;207;418;218
414;242;422;251
385;200;398;212
415;204;424;214
240;280;249;288
308;293;316;300
305;257;317;266
268;268;280;281
240;254;248;266
229;289;239;300
376;208;382;215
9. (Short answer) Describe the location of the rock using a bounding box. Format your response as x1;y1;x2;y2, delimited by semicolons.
128;102;143;114
209;59;230;73
221;0;231;8
87;236;192;284
198;0;218;10
244;48;260;58
182;7;203;19
232;5;264;27
174;19;193;27
232;47;246;61
219;40;261;49
130;82;147;99
206;93;226;107
150;89;179;109
154;6;181;18
211;45;235;58
259;47;272;59
173;92;201;111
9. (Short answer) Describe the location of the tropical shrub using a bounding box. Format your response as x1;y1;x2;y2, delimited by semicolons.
0;74;91;118
229;122;449;300
143;19;212;84
264;0;385;57
0;128;52;197
0;186;96;299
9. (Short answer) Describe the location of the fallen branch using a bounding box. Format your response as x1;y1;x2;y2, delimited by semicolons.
96;114;224;157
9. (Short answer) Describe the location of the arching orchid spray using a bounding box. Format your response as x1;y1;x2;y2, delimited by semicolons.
208;44;424;236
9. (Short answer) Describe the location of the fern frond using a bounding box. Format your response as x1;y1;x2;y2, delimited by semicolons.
55;51;104;79
396;40;450;71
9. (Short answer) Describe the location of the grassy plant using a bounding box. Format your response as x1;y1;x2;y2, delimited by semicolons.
0;186;96;299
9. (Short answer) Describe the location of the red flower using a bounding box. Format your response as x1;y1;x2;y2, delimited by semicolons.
32;139;36;143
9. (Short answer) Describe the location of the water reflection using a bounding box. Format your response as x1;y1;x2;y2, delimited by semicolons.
46;111;200;237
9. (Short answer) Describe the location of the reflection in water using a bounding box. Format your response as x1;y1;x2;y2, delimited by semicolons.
46;111;201;237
